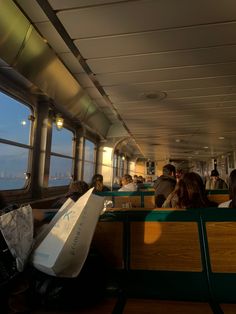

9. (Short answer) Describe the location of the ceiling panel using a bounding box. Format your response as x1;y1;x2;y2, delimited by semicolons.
87;45;236;74
57;0;236;39
74;73;96;88
75;22;236;59
104;85;236;102
36;22;70;53
59;53;85;73
15;0;48;23
96;62;236;85
104;76;236;95
48;0;128;10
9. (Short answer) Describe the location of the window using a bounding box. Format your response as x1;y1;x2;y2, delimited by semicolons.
113;152;119;177
119;156;125;177
83;139;96;184
48;124;74;187
0;91;32;190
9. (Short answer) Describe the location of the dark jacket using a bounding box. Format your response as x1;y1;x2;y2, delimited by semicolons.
154;175;176;207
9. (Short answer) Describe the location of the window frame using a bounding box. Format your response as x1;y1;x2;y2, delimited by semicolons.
0;89;34;192
47;121;76;188
82;137;97;183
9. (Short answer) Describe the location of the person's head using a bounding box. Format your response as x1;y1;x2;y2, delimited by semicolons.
113;176;121;185
137;175;144;183
69;181;89;195
146;176;152;182
176;169;184;183
175;172;208;208
133;175;138;183
121;174;133;186
229;169;236;207
163;164;176;177
90;174;104;192
210;169;219;182
91;174;103;184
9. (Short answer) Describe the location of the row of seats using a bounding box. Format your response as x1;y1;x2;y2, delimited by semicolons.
30;194;233;313
97;190;230;209
29;189;230;212
92;208;236;313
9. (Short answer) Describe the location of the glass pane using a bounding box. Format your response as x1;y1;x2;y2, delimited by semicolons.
0;91;31;145
83;161;95;184
84;139;95;162
51;124;73;156
0;143;29;190
49;155;72;187
113;154;118;168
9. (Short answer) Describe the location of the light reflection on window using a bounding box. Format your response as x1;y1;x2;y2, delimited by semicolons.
49;125;74;187
83;139;96;184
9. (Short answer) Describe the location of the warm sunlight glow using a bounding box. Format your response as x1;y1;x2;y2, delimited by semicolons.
144;222;162;244
102;146;113;164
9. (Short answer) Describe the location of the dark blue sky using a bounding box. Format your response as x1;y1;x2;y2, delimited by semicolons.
0;91;73;182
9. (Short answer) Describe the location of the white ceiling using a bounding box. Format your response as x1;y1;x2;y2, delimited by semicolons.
15;0;236;161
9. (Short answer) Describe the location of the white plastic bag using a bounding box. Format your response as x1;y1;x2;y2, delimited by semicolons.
31;188;104;277
34;197;75;247
0;205;34;272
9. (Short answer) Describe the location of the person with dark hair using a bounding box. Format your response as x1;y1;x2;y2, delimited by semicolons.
68;181;89;200
118;174;137;191
89;174;110;192
163;172;216;209
205;169;228;190
176;168;185;183
154;164;176;207
219;169;236;208
51;180;89;208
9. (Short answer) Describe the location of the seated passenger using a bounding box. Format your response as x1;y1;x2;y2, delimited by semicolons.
136;175;146;190
163;172;217;209
154;164;176;207
89;174;110;192
144;176;154;187
205;169;228;190
133;175;138;184
219;169;236;207
51;180;89;208
118;174;137;191
176;168;185;183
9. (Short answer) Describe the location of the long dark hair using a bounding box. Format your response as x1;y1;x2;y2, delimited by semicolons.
175;172;210;208
229;169;236;208
90;174;104;192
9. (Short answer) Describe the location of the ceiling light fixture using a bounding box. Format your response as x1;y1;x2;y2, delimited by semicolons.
55;114;64;130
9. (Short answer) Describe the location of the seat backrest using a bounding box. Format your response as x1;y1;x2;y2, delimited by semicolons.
93;209;209;301
130;221;202;272
207;194;229;205
202;208;236;303
92;221;124;269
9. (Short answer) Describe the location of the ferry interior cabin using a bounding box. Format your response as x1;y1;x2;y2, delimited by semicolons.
1;0;236;313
